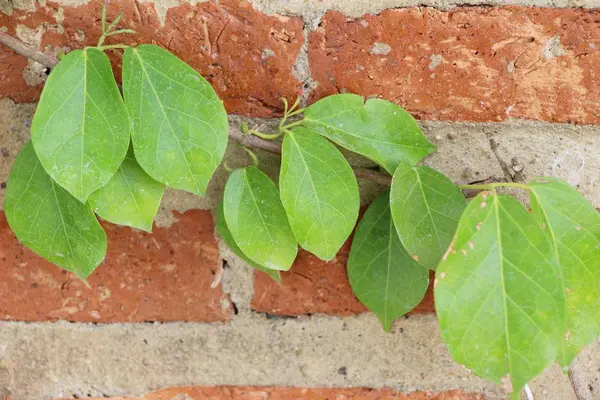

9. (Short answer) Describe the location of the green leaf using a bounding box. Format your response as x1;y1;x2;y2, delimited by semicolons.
348;190;429;331
390;165;466;270
216;200;281;284
279;127;359;261
122;44;228;196
528;177;600;369
435;192;562;400
4;142;107;279
31;48;129;203
302;94;436;174
88;145;165;232
223;167;298;271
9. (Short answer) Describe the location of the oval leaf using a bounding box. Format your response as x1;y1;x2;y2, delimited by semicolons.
223;167;298;271
390;165;466;270
348;190;429;332
31;48;130;203
529;177;600;369
435;192;562;400
88;146;165;232
4;142;107;279
302;94;436;174
123;44;228;196
216;200;280;284
280;127;359;260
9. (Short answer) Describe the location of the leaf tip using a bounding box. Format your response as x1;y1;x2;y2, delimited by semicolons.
139;221;155;233
379;316;393;333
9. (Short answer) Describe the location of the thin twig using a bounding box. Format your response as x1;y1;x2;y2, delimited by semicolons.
0;31;58;68
489;137;514;183
229;129;392;185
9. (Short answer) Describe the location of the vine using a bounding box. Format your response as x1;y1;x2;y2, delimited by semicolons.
2;6;600;399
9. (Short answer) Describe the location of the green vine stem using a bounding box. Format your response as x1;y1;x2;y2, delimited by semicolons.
247;129;283;140
243;147;259;167
95;44;131;51
459;182;530;191
96;6;135;48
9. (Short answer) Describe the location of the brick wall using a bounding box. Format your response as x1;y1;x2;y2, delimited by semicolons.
1;0;600;399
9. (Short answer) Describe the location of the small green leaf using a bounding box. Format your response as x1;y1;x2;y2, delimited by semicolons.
302;94;436;174
435;192;562;400
348;190;429;331
123;44;228;196
390;165;466;270
31;48;129;203
223;167;298;271
280;127;359;261
529;177;600;369
88;146;165;232
4;142;107;279
216;200;281;283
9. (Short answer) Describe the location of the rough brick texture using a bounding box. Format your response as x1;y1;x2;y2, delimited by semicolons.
0;0;303;116
309;7;600;124
0;210;231;322
84;386;485;400
251;239;435;316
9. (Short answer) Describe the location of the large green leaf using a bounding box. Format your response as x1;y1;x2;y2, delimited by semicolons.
302;94;435;174
88;146;165;232
216;200;281;283
435;192;562;400
348;190;429;331
4;142;107;279
122;44;228;196
390;165;466;270
223;167;298;271
279;127;359;261
529;177;600;369
31;47;129;203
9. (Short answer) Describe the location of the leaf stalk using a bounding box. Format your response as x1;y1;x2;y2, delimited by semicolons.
459;182;530;191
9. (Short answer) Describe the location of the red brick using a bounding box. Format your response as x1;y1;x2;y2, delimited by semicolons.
309;7;600;124
251;239;435;316
83;386;485;400
0;210;231;322
0;48;42;103
0;0;303;116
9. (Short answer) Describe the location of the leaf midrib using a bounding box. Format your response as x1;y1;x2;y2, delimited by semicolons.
80;50;88;200
414;169;444;255
305;115;431;149
494;194;515;392
243;170;276;254
384;212;394;329
51;181;75;267
529;187;596;366
132;49;201;194
120;164;146;230
288;132;328;255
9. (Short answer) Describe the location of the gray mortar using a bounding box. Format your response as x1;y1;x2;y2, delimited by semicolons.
249;0;600;18
569;339;600;399
4;99;600;215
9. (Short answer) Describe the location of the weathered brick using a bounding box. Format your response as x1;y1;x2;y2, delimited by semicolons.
0;210;231;322
84;386;485;400
309;7;600;124
0;0;303;116
251;239;435;316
